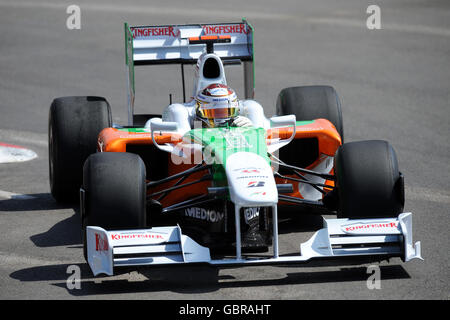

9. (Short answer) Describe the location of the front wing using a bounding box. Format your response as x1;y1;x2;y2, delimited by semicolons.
86;212;422;276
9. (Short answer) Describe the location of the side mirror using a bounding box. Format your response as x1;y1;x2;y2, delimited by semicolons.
269;114;296;128
267;115;296;153
150;118;180;153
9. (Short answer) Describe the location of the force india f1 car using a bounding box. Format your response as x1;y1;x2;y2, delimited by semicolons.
48;20;422;276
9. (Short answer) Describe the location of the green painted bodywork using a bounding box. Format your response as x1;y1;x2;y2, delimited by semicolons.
117;120;315;186
117;127;148;133
188;126;269;186
188;126;269;165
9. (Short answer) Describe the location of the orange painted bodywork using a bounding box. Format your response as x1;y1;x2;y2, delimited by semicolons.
97;118;341;207
267;118;341;157
270;118;341;203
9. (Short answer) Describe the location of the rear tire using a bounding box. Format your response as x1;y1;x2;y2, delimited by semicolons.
276;86;344;170
334;140;404;219
276;85;344;140
48;96;112;202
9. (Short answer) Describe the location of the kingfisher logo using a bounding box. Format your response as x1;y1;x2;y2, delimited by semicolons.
247;181;265;188
342;221;399;234
241;169;260;174
132;26;179;38
95;233;108;252
250;191;267;196
109;233;164;241
202;24;248;35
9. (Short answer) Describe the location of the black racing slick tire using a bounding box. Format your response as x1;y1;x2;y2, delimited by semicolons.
82;152;147;230
48;96;112;202
276;85;344;141
276;85;344;170
334;140;404;219
81;152;147;260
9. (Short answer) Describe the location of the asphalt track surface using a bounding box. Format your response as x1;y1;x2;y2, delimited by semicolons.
0;0;449;300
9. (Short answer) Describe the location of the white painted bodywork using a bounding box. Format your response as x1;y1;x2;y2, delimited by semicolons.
130;24;252;64
226;152;278;207
87;212;422;276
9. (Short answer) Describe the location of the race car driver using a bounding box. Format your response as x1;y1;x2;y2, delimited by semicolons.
156;83;268;133
194;83;252;128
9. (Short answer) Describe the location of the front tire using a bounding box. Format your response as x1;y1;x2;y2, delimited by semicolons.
334;140;404;218
81;152;147;260
82;152;147;230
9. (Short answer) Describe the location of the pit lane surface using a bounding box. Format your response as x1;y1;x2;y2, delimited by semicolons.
0;0;448;300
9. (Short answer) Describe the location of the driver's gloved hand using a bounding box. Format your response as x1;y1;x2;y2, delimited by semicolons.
232;116;253;127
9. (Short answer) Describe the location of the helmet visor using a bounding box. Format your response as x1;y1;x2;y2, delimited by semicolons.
196;100;239;120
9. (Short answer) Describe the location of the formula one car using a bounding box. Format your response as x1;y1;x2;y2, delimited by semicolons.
48;20;422;276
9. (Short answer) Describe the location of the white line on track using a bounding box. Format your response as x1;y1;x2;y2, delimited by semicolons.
0;1;290;21
0;129;47;148
0;252;74;267
0;1;449;37
0;190;36;200
305;17;450;38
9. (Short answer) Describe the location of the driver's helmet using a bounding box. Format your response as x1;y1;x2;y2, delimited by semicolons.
195;83;239;127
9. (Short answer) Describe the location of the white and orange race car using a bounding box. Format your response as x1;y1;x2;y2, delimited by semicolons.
48;20;422;276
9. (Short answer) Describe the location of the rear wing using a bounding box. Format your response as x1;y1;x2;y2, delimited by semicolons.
124;19;255;125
